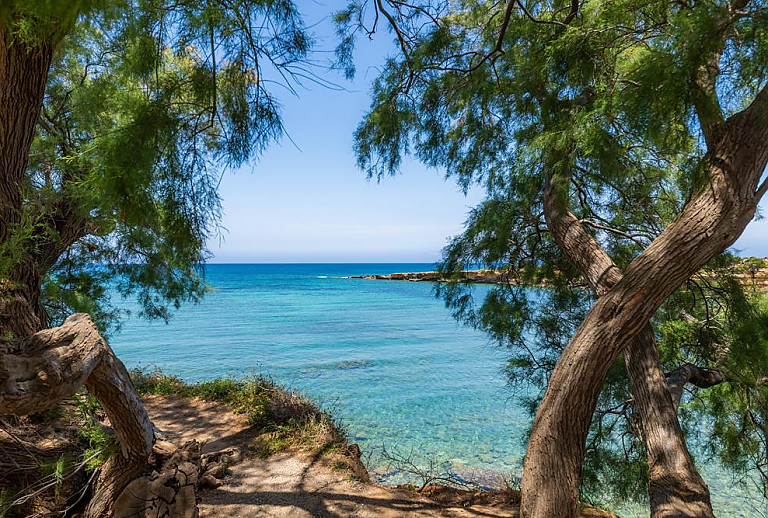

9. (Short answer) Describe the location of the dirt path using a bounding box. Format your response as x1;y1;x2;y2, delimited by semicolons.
142;395;615;518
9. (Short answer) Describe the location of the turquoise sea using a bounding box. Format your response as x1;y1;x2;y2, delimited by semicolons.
110;263;764;517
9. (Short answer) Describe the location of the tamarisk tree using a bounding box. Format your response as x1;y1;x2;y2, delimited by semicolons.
0;0;309;514
338;0;768;516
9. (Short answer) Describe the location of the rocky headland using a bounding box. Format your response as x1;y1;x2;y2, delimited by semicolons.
348;258;768;290
347;269;509;284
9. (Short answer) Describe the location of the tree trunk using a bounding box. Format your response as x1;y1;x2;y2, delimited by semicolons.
0;314;154;517
625;329;714;517
521;91;768;518
0;25;56;337
0;261;48;338
542;175;714;517
84;353;155;517
0;26;53;243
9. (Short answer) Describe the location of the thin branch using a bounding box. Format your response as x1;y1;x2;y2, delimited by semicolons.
209;23;217;127
376;0;411;57
515;0;567;27
563;0;579;24
577;219;649;247
757;174;768;201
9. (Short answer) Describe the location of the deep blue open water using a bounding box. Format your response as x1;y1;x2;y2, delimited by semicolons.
110;264;763;517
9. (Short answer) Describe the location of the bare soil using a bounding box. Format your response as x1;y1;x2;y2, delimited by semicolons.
142;395;619;518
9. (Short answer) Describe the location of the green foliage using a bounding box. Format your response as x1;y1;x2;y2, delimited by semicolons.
0;488;13;513
339;0;768;508
131;369;271;424
4;0;312;332
738;257;768;272
0;0;103;44
663;284;768;498
73;392;118;471
39;455;74;499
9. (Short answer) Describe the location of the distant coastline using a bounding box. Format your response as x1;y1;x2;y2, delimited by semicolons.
347;258;768;289
346;269;512;284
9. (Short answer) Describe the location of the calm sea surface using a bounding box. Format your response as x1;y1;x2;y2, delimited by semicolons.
110;263;763;517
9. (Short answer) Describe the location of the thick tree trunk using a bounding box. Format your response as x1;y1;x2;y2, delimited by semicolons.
0;314;154;517
542;176;714;517
521;92;768;518
0;279;43;338
0;26;53;243
0;26;56;336
625;329;714;517
0;262;47;338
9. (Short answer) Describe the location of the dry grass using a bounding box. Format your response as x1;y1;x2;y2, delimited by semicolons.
131;368;348;457
0;398;107;517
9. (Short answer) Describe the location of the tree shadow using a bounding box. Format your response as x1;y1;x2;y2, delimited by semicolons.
144;395;521;517
203;488;519;518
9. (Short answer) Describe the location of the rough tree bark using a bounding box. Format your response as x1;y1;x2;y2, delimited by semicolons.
0;25;201;516
543;175;715;517
0;25;55;335
521;87;768;518
0;314;154;516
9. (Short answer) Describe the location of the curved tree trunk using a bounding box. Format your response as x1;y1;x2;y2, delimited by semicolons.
84;342;156;516
0;314;154;517
542;175;714;517
521;89;768;518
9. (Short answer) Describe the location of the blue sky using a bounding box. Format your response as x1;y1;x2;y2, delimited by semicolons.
212;2;485;263
210;2;767;263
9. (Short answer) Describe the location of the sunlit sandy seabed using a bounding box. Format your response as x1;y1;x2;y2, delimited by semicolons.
110;264;764;517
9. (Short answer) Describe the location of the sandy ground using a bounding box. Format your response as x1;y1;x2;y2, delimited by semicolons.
142;395;616;518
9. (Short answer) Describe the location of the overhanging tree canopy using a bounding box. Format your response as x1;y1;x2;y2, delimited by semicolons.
0;0;312;514
1;0;312;337
338;0;768;516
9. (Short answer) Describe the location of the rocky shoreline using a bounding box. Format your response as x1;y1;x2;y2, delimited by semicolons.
346;269;509;284
348;260;768;290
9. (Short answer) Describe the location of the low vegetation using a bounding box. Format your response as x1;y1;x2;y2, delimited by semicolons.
130;368;349;457
0;369;354;517
0;393;116;516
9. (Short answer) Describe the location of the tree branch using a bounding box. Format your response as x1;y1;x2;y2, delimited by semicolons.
757;175;768;201
563;0;579;25
694;1;761;149
376;0;411;58
665;363;726;410
514;0;568;27
693;48;725;149
577;218;649;247
543;172;621;296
